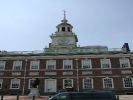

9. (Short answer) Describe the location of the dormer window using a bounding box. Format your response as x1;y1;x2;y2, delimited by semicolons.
62;27;65;31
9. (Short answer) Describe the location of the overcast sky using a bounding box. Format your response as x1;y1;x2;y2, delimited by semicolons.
0;0;133;51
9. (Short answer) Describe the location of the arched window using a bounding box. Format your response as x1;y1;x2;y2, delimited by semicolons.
67;27;70;32
62;27;65;32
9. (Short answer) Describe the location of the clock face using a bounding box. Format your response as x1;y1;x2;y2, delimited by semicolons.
58;37;69;45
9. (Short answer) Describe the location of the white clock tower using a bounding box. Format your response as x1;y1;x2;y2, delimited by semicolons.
51;11;78;48
45;12;78;53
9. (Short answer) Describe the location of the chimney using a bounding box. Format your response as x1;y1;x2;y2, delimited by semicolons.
122;43;130;52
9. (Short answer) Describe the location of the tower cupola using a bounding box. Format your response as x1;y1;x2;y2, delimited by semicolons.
46;11;78;52
56;11;73;33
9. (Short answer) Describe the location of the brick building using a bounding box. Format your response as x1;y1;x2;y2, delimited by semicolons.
0;14;133;95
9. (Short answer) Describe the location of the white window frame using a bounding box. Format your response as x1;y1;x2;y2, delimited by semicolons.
123;78;133;88
101;59;111;69
0;79;3;89
63;79;73;89
119;58;130;68
63;60;73;70
82;59;92;69
103;78;114;89
46;60;56;70
83;78;93;89
30;60;40;70
12;61;22;71
29;79;36;89
10;79;20;89
0;61;6;71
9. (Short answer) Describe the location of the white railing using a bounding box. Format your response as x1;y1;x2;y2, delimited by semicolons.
0;48;132;55
108;48;124;51
0;50;43;55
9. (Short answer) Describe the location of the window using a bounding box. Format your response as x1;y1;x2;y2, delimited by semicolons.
82;59;92;69
0;79;3;89
63;79;73;89
63;60;73;70
30;61;40;70
0;61;5;71
120;58;130;68
10;79;20;89
123;78;133;88
13;61;22;71
62;27;65;31
67;27;70;32
101;59;111;69
83;78;93;89
46;60;56;70
103;78;114;88
29;79;36;89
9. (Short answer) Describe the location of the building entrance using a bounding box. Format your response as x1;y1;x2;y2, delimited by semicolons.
45;79;57;92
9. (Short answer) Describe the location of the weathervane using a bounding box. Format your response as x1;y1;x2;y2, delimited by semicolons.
63;10;66;20
62;10;67;23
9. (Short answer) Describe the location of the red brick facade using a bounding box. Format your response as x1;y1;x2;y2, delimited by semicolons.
0;54;133;95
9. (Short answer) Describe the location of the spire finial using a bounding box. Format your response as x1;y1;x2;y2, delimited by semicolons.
62;10;68;23
63;10;66;20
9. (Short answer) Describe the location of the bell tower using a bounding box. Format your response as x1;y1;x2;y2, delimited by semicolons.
56;10;73;33
49;11;78;48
